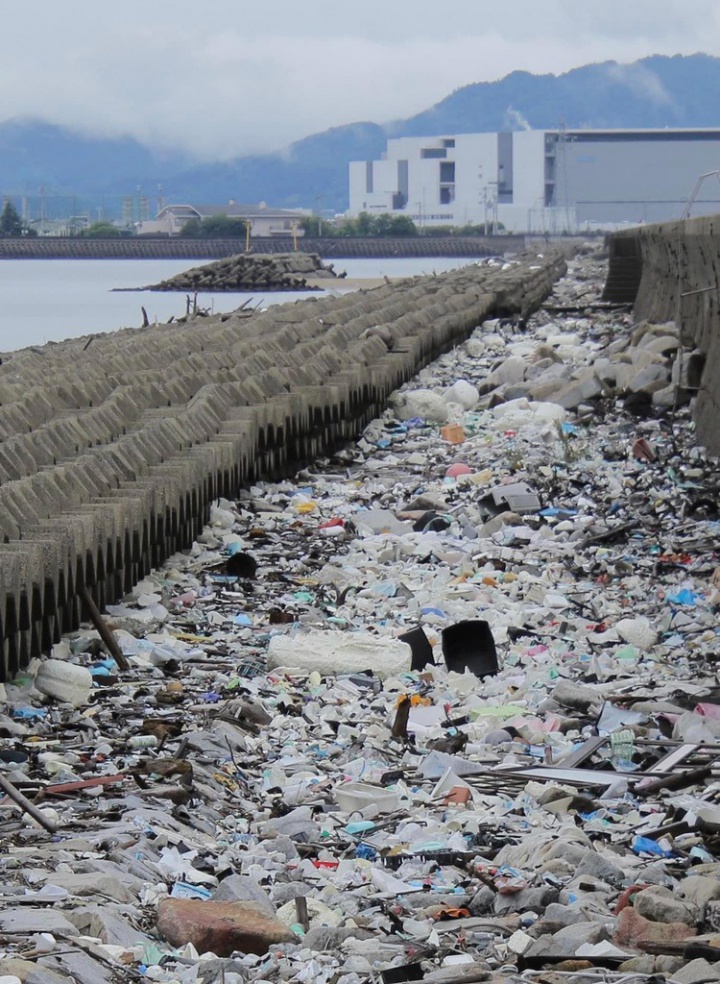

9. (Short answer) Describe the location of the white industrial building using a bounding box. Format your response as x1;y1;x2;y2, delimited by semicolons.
348;129;720;233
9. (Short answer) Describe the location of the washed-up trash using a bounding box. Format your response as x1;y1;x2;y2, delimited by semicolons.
34;659;93;706
632;436;656;461
431;767;474;802
353;508;414;535
445;462;472;478
4;245;720;983
225;551;258;578
412;511;451;532
440;424;466;444
614;615;658;651
484;481;541;514
380;964;424;984
267;630;411;678
333;781;401;813
398;626;435;671
441;620;499;677
666;587;701;606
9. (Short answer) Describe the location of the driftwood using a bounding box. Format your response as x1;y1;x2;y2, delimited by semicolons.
0;773;58;833
81;587;130;671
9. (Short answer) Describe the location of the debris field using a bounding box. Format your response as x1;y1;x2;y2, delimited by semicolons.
1;244;719;984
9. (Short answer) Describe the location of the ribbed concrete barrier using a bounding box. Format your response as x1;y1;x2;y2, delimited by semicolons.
0;236;523;260
604;215;720;454
0;250;565;678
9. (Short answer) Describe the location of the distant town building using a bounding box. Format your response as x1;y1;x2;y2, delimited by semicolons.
349;129;720;233
29;214;91;237
138;201;308;237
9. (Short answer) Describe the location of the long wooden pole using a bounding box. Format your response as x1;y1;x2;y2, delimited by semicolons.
0;774;58;833
81;587;130;671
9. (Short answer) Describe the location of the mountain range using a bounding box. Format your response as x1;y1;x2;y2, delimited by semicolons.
2;53;719;219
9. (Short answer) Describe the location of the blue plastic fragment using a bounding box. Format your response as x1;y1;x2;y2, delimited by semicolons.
632;836;674;858
666;588;701;606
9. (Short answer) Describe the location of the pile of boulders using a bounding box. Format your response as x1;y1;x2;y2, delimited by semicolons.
143;252;339;292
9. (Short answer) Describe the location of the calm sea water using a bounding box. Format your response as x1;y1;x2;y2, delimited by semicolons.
0;256;477;353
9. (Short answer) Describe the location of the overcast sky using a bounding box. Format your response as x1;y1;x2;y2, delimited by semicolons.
3;0;719;159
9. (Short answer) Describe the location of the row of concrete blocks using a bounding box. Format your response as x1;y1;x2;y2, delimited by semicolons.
0;252;567;677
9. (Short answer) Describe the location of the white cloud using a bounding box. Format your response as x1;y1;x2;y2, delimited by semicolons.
0;0;718;158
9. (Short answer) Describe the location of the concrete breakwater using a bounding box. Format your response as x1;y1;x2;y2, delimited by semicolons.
604;215;720;455
0;250;565;677
141;252;339;293
0;235;522;261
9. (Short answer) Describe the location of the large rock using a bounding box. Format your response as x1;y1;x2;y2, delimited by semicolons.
642;334;681;355
574;851;627;887
33;950;117;984
630;346;665;368
677;875;720;906
488;356;526;387
627;363;669;393
634;886;698;925
493;885;558;915
673;958;720;984
0;908;79;937
394;389;448;423
66;905;155;948
42;872;136;903
156;898;296;957
551;369;604;409
443;380;479;408
614;906;695;948
0;958;38;981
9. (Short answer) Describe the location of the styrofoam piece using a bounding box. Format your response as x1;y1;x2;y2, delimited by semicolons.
333;781;400;813
353;508;414;536
267;631;410;678
615;616;658;651
34;659;93;706
276;897;342;929
431;768;474;801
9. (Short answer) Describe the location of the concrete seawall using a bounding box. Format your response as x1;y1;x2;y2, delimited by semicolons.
0;236;522;260
0;251;565;678
604;215;720;455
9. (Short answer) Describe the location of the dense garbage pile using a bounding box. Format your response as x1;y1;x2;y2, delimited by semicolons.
1;244;720;984
142;252;340;293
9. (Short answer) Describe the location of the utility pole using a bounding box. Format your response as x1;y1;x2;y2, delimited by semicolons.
314;194;325;237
